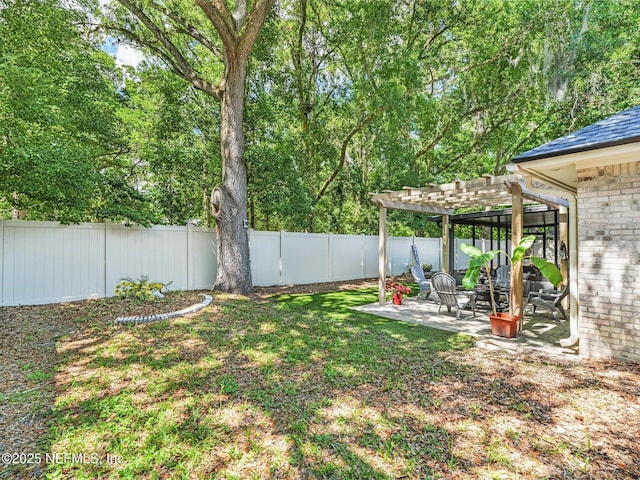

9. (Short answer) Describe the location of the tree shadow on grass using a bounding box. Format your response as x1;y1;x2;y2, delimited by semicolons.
35;288;640;479
38;289;470;478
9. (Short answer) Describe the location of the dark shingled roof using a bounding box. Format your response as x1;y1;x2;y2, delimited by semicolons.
513;105;640;162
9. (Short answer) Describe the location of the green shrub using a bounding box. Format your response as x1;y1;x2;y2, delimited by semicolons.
115;276;166;302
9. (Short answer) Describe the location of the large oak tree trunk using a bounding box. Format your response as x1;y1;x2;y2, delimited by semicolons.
212;58;252;294
111;0;275;295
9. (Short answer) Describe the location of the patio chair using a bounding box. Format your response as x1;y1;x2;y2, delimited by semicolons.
431;272;476;320
494;264;511;306
495;265;510;289
410;264;431;300
526;283;568;321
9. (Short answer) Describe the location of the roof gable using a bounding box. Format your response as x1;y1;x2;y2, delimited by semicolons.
514;105;640;162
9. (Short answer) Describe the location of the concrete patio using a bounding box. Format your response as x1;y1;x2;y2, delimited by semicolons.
354;297;578;358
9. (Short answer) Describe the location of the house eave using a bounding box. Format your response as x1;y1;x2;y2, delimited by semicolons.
513;139;640;170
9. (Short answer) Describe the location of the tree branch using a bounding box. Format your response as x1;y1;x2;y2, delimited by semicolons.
506;108;558;160
291;0;309;131
416;122;452;159
196;0;238;50
434;136;485;177
428;30;527;87
197;0;274;68
418;24;451;62
316;108;381;201
113;0;222;100
147;0;223;59
434;105;521;177
237;0;276;59
105;22;222;100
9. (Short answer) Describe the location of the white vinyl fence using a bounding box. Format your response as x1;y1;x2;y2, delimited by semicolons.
0;221;217;307
249;231;442;286
0;220;446;307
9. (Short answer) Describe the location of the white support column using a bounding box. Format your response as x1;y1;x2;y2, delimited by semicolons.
559;206;569;308
279;230;284;285
378;205;387;305
560;195;579;347
517;169;579;347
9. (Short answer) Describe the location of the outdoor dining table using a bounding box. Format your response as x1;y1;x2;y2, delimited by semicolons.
473;284;508;311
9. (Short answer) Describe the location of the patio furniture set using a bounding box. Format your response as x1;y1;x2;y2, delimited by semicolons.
410;267;567;321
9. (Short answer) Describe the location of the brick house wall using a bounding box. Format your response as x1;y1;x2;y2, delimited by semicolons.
577;161;640;361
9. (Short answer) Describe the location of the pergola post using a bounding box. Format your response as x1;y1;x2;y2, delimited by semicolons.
510;183;524;326
369;175;559;315
378;205;387;305
441;214;449;273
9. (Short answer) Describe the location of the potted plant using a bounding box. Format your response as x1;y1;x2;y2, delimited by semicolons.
460;235;563;338
386;280;412;305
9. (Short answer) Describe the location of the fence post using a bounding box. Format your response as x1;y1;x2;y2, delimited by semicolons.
327;233;333;282
279;230;284;285
104;221;113;298
378;207;387;304
361;234;365;279
187;223;194;290
247;228;252;286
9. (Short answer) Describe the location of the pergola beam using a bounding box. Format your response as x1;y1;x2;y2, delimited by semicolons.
375;200;453;215
371;174;557;307
369;174;521;206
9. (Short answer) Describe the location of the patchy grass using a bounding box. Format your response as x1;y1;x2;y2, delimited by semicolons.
2;286;640;479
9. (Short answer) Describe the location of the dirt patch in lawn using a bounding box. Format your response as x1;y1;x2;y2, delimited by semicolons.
1;282;639;479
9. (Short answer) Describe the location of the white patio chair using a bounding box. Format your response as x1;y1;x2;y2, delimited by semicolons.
410;264;431;300
431;272;476;320
495;265;510;289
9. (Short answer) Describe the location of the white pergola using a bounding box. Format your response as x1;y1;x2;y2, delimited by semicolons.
369;174;568;319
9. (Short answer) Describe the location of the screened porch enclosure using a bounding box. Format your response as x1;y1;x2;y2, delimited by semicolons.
369;174;571;326
431;204;568;273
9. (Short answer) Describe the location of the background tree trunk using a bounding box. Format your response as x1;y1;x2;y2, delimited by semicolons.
213;58;252;293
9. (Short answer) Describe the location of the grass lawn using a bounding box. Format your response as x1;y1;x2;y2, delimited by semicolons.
2;286;640;479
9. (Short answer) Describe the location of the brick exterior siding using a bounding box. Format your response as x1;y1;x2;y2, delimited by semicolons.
577;161;640;361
